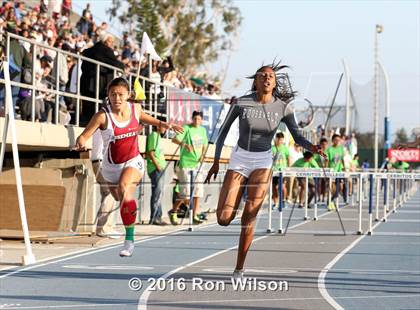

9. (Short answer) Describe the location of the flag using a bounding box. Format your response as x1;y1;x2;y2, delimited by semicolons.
133;77;146;100
139;32;162;64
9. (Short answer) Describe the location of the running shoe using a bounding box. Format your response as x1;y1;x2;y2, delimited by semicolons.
327;202;336;211
168;211;180;225
119;240;134;257
193;215;203;224
232;269;244;280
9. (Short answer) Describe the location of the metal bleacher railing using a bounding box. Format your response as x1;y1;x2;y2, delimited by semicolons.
0;32;169;129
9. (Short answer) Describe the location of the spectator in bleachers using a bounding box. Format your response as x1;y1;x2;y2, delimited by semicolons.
61;0;72;16
80;32;125;125
205;84;221;100
14;1;26;22
76;3;93;37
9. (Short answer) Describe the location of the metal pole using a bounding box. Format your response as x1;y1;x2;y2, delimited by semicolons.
375;177;380;221
31;45;36;122
379;61;391;158
76;58;81;127
304;176;309;220
342;59;352;136
267;176;273;233
373;25;382;169
54;52;60;124
0;111;9;172
314;178;318;221
6;33;10;62
328;176;332;209
392;178;397;213
399;178;403;207
345;177;349;205
335;177;340;210
368;174;374;235
95;64;100;113
278;172;283;233
188;170;194;232
358;173;363;234
356;176;360;203
382;177;388;222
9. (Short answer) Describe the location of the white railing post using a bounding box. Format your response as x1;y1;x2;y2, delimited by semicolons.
357;173;363;234
1;62;36;265
304;176;309;220
267;178;273;233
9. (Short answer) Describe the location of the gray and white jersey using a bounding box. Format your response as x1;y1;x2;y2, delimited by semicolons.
215;93;313;161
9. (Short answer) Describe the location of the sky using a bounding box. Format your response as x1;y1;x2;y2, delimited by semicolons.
75;0;419;139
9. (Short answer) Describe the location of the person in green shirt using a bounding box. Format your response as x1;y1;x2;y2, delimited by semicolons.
292;151;319;208
392;160;410;171
169;111;208;225
146;121;169;225
325;134;348;205
271;132;291;208
325;134;345;172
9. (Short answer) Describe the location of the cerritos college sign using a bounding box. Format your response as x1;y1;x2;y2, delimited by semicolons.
388;149;420;162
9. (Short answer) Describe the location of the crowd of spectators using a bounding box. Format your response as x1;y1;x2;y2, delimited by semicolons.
0;0;222;123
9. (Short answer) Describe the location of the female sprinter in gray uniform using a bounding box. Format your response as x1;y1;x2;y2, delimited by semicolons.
205;62;324;278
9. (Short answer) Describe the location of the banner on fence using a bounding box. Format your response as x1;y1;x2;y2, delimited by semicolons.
167;88;239;144
388;149;420;162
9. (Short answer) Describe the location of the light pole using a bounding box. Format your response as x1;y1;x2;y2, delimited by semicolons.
373;24;383;169
379;60;391;159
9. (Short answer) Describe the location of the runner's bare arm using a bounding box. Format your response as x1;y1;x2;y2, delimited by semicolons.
139;110;183;134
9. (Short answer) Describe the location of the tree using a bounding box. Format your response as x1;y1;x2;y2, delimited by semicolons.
393;128;408;147
108;0;242;76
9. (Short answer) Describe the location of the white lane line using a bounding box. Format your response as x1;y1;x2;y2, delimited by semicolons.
370;232;420;236
0;222;220;279
386;219;420;223
286;230;357;235
2;294;420;309
272;230;420;236
61;265;154;270
138;204;343;310
318;190;419;310
201;267;298;274
318;219;383;310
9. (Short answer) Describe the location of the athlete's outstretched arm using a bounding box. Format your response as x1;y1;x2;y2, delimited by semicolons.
140;111;183;134
74;111;106;151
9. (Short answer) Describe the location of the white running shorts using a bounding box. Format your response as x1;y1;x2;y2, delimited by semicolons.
228;145;273;178
101;154;145;184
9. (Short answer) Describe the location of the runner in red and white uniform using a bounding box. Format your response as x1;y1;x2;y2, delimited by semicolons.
75;77;183;257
